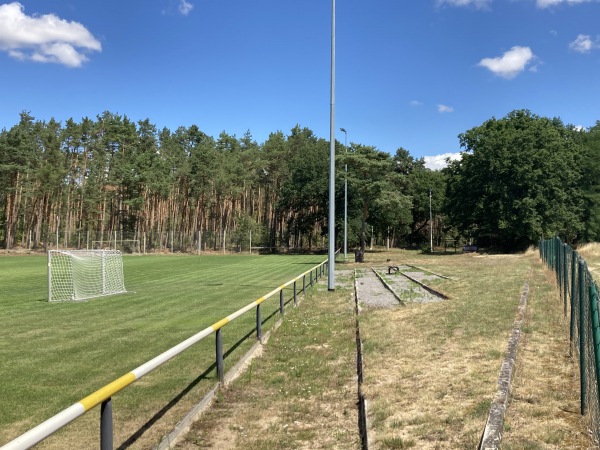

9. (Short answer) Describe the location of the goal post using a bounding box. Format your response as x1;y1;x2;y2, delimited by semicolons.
48;250;126;302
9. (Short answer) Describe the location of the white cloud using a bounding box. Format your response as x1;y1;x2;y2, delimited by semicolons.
178;0;194;15
569;34;600;53
537;0;593;8
436;0;492;9
410;100;424;107
478;46;535;79
0;2;100;67
438;104;454;113
423;152;462;171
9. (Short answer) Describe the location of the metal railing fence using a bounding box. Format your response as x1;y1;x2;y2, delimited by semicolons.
1;260;329;450
540;237;600;444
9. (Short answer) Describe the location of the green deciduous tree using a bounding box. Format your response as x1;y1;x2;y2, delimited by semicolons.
580;122;600;242
344;144;411;260
444;110;584;250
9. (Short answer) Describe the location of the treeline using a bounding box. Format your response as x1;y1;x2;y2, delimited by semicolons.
0;111;442;252
3;109;598;253
443;110;600;250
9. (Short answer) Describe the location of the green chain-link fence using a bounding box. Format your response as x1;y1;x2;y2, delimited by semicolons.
540;237;600;443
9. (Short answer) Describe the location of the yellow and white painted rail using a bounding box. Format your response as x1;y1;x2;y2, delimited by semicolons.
1;260;327;450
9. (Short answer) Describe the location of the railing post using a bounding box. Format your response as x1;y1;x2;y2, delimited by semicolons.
100;398;113;450
279;289;284;315
579;258;586;415
293;280;297;306
216;328;224;384
303;274;306;293
256;304;262;341
310;270;313;286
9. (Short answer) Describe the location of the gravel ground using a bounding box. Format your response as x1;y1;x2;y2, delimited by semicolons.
336;266;447;307
335;268;356;289
354;268;400;308
373;266;447;304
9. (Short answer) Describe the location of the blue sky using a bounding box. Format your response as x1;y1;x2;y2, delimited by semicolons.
1;0;600;169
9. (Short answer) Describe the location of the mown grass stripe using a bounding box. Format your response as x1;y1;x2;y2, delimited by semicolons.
1;254;327;449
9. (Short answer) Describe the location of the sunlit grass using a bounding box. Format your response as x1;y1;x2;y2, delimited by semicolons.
0;253;324;449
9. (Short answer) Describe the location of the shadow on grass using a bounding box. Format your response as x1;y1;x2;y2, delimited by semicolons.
116;300;290;449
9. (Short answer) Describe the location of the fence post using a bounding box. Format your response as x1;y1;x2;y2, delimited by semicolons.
563;243;568;316
293;280;297;306
256;304;262;341
100;398;113;450
279;289;284;315
303;274;306;293
579;258;587;415
589;283;600;411
310;270;313;286
556;238;562;293
216;328;224;384
571;249;578;351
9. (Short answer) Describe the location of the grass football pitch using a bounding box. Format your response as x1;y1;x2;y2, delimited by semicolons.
0;253;326;448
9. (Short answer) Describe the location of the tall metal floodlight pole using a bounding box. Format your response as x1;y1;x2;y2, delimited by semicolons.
340;127;347;260
429;189;433;253
328;0;336;291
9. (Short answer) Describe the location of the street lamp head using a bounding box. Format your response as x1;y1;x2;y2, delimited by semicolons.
340;127;346;133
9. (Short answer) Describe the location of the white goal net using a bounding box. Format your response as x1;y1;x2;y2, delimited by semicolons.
48;250;126;302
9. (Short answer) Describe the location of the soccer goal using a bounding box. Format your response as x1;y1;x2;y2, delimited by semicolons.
48;250;127;302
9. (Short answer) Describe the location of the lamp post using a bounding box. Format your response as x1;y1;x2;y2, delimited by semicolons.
340;127;347;260
328;0;336;291
429;189;433;253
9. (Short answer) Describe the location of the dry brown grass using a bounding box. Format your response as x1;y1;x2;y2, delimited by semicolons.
356;249;595;449
175;278;360;449
156;249;595;449
578;243;600;260
502;261;595;449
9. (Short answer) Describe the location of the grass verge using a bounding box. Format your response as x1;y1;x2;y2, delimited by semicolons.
502;248;597;449
175;273;360;449
356;249;594;449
